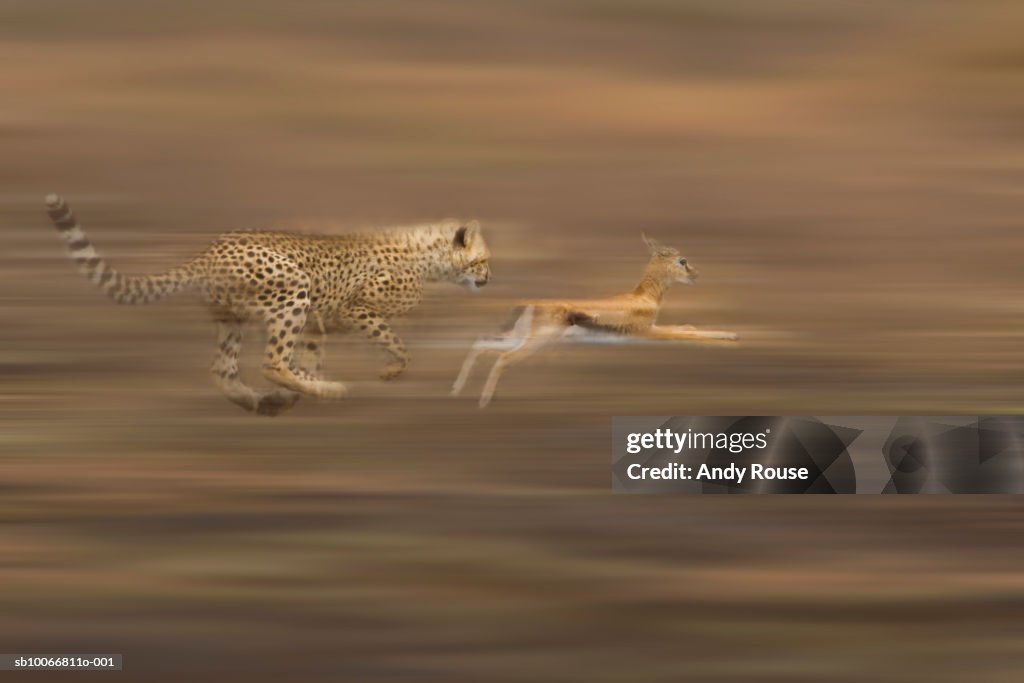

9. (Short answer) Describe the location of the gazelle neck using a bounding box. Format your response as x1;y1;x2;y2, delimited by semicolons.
631;260;670;303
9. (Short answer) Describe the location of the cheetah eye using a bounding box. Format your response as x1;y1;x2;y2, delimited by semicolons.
678;258;687;266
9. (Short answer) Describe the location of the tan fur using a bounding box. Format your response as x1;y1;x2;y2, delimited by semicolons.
45;194;490;415
452;234;736;407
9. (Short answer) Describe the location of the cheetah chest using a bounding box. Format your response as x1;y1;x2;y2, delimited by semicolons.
312;266;424;320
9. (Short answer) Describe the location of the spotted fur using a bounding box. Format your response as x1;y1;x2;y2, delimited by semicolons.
45;194;491;415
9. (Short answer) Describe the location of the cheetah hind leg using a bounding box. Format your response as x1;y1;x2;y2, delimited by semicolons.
261;302;347;400
295;312;327;377
211;321;301;416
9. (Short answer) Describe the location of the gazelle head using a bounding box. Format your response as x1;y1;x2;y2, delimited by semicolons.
642;233;698;285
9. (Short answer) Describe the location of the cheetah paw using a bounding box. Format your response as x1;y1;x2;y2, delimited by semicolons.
312;380;348;400
379;363;407;381
255;390;301;416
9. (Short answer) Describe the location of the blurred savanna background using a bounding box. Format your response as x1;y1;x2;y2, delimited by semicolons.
2;1;1024;680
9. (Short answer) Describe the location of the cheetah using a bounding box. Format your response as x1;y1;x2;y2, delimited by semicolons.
45;194;491;415
452;234;736;407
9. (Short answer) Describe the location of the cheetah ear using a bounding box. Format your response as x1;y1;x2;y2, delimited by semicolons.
454;220;480;249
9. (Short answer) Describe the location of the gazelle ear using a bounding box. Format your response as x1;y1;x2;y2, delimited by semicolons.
642;233;670;256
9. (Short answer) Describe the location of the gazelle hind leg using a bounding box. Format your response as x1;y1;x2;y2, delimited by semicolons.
453;305;536;396
452;341;488;396
479;321;567;409
452;335;517;396
210;321;300;416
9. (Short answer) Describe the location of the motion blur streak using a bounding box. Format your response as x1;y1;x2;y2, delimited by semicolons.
1;1;1023;680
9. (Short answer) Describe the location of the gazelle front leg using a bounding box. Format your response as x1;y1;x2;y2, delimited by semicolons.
644;325;738;342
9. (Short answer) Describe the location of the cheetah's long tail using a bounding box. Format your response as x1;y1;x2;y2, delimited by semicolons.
45;194;202;305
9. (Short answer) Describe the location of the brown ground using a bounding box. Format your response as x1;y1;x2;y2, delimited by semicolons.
2;1;1024;680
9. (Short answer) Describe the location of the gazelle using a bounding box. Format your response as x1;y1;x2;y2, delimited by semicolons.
452;234;738;407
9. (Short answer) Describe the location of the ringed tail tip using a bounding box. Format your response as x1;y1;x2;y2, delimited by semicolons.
45;193;63;209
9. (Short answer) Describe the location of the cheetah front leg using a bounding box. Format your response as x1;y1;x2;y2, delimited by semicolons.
210;321;300;416
342;306;409;380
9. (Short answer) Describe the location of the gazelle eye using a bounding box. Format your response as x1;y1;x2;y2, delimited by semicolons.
678;258;687;266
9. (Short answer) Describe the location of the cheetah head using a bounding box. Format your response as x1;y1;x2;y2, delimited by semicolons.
450;220;491;291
